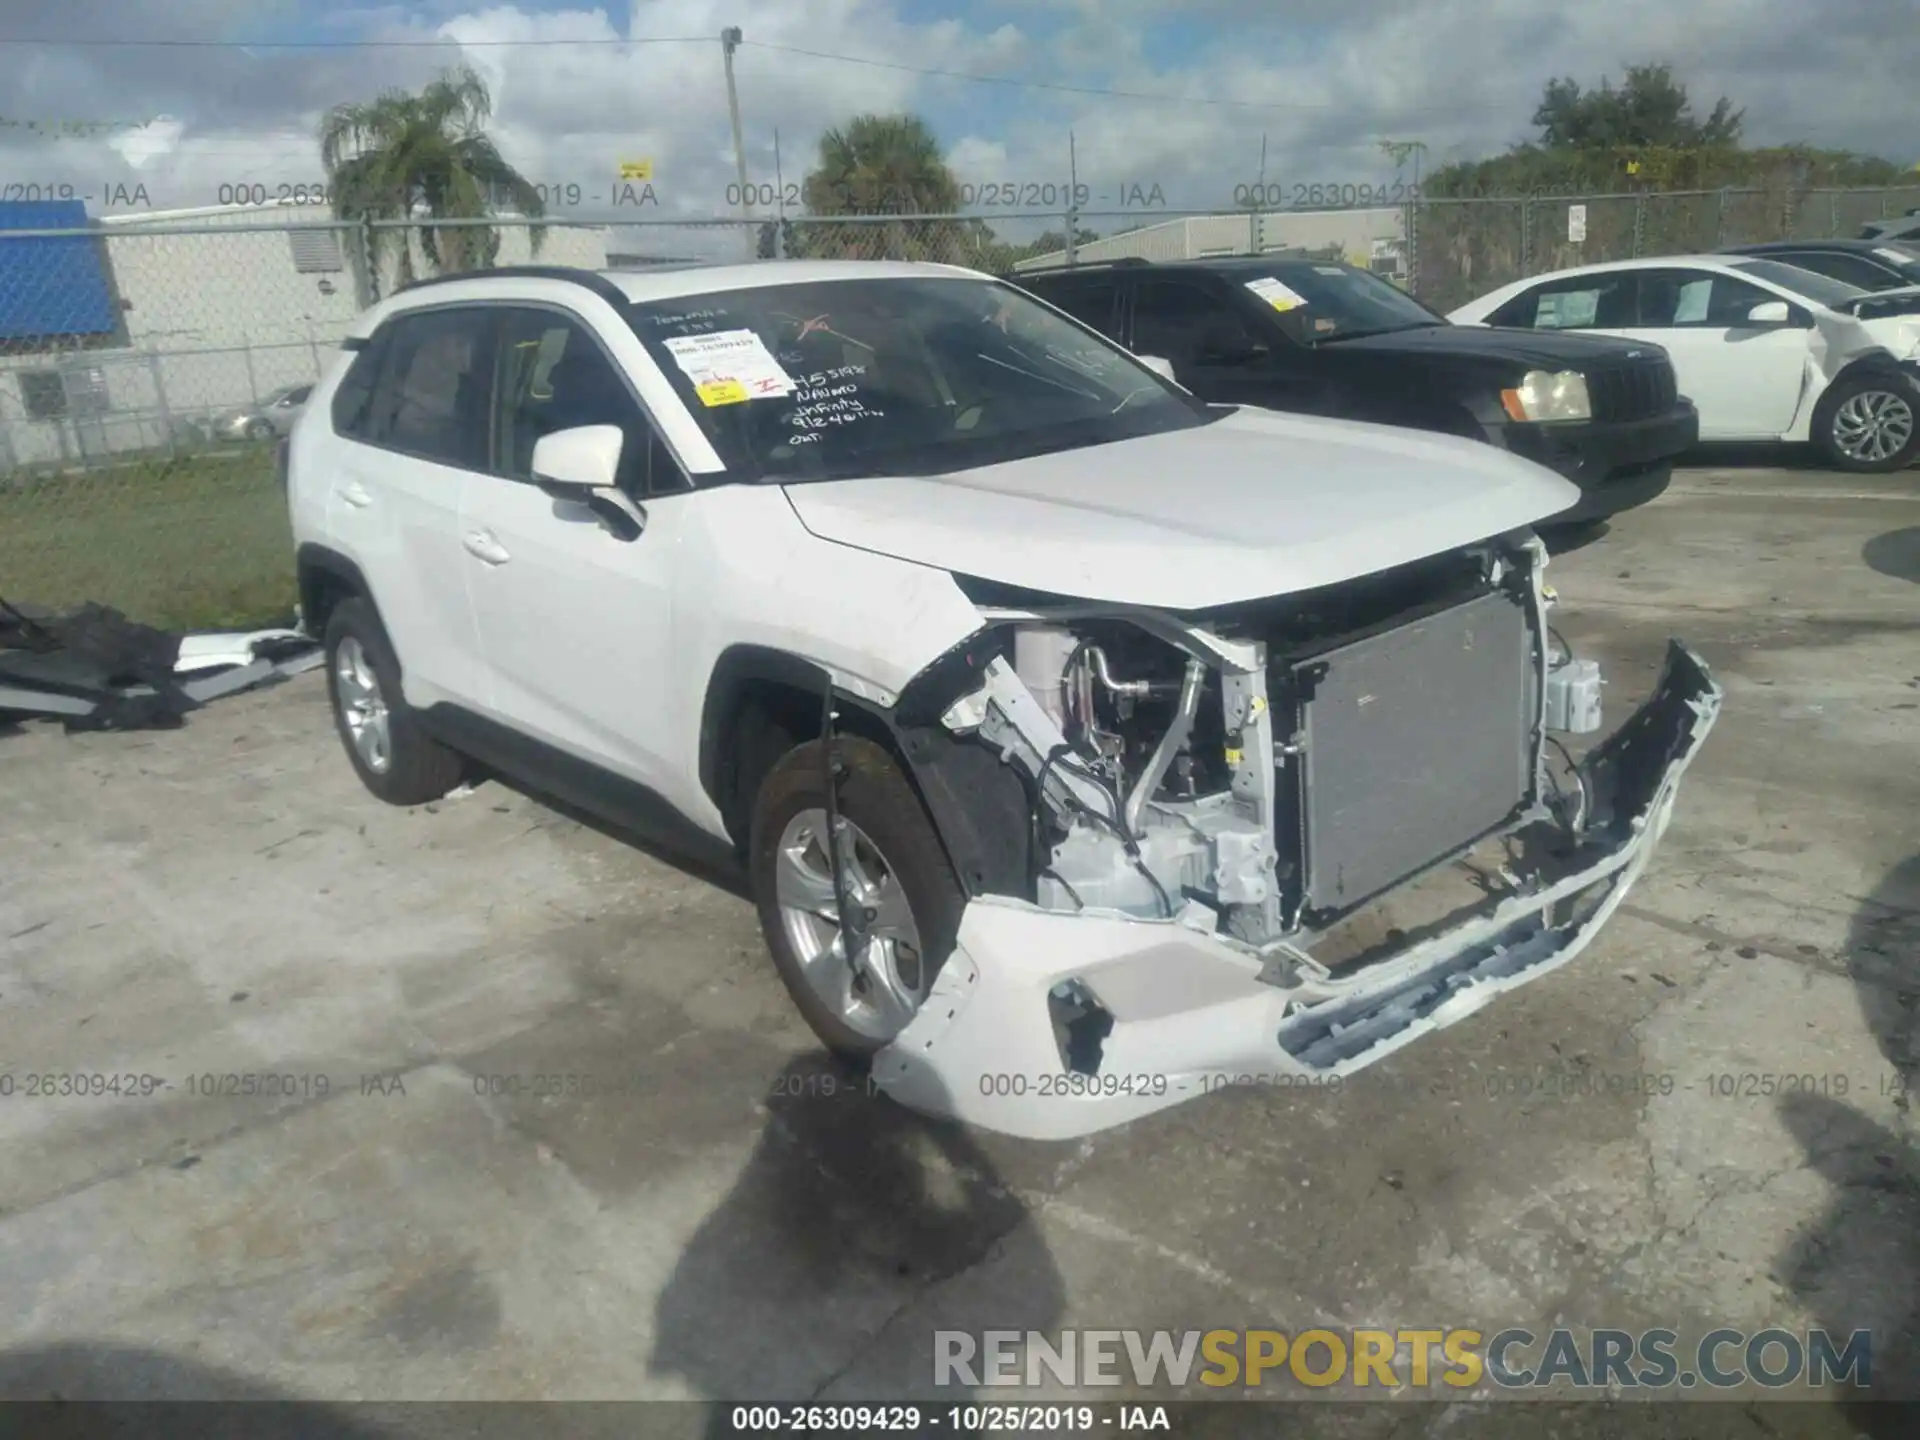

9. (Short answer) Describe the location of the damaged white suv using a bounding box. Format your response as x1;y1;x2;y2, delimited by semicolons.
288;260;1721;1140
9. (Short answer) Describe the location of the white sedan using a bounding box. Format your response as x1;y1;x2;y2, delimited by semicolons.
1450;255;1920;471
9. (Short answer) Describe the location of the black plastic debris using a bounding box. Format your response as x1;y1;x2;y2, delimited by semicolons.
0;594;322;733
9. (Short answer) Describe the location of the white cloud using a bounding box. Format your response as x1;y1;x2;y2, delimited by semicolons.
0;0;1909;230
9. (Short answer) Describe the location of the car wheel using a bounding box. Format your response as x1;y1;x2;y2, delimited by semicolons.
244;418;273;441
323;598;464;806
1816;373;1919;473
749;735;965;1061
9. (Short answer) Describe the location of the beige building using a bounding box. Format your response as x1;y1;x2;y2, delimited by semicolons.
1016;206;1407;277
0;199;609;471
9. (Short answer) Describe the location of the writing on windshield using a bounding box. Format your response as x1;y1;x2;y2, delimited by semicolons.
628;277;1209;482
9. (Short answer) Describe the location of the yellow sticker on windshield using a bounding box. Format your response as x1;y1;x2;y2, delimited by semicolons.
696;379;748;407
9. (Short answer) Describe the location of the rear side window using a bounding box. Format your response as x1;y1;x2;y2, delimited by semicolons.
369;309;494;468
330;337;386;437
1490;273;1636;329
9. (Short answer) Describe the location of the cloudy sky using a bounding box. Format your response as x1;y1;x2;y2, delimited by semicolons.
0;0;1912;226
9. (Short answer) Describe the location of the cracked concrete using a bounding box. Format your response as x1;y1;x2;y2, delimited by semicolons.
0;464;1915;1436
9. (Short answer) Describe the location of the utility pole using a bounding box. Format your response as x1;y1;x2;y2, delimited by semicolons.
721;26;753;259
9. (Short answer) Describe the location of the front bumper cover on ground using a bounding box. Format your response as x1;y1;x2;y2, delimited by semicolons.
872;641;1722;1141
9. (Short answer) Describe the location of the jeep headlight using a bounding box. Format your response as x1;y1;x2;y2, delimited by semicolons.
1501;369;1591;422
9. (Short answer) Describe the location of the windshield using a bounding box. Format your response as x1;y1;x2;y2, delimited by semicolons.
626;276;1212;483
1236;263;1445;342
1727;259;1869;308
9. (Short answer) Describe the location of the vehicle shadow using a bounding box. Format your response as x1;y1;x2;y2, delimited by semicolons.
1774;852;1920;1433
472;770;754;902
0;1342;393;1436
1538;518;1612;556
651;1051;1065;1436
1682;441;1828;471
1862;527;1920;584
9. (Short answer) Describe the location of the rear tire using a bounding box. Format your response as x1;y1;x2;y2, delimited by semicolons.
323;598;464;806
1815;372;1919;473
749;736;965;1060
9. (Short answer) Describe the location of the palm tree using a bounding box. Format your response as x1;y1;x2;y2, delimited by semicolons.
320;66;545;292
801;113;966;261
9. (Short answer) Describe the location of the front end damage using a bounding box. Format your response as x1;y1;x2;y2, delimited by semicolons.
870;535;1721;1140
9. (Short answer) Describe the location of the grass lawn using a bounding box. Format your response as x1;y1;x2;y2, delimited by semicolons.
0;447;297;631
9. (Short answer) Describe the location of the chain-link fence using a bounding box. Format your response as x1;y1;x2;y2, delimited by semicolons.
2;187;1915;630
1411;184;1920;314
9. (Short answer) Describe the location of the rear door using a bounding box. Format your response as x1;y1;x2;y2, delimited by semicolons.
327;306;494;708
459;303;688;788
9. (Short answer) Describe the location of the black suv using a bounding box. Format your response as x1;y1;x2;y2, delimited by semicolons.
1011;256;1699;525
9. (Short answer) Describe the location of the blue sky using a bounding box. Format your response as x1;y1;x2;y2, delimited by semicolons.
0;0;1910;224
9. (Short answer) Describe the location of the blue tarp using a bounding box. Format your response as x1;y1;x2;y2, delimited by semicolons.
0;200;121;341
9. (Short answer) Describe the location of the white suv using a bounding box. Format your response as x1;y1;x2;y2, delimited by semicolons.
288;260;1721;1140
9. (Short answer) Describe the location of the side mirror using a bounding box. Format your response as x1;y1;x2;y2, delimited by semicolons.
1136;354;1177;381
531;424;645;541
1745;299;1791;325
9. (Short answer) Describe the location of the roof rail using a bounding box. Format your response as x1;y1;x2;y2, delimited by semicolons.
391;264;632;308
1015;256;1156;277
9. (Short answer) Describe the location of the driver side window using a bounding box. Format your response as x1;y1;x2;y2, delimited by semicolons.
490;308;687;499
1131;280;1264;366
1633;270;1775;328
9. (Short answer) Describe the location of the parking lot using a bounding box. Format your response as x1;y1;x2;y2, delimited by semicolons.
0;461;1915;1434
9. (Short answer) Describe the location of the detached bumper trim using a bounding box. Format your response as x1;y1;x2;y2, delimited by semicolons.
872;642;1722;1141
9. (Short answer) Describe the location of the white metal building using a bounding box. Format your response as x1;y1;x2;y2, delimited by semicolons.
1016;206;1407;277
0;199;610;470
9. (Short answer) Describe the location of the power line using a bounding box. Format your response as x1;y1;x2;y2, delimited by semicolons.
0;28;1480;116
0;34;709;49
741;41;1467;115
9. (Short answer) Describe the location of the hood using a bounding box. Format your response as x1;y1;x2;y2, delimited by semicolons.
1319;322;1664;371
781;406;1580;610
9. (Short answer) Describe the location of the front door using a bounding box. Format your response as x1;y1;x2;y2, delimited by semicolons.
460;304;690;791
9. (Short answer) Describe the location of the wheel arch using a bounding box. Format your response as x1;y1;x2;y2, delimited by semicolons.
697;643;1035;901
296;543;372;640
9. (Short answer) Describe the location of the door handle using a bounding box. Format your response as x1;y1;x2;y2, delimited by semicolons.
337;482;373;508
463;530;512;566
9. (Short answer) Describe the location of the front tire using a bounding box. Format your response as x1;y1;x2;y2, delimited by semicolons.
749;736;965;1060
1816;372;1919;473
322;598;464;806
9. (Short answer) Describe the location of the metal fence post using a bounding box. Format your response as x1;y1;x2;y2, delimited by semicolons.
1404;194;1419;296
1064;203;1078;267
1828;190;1838;237
359;216;381;305
1520;196;1532;277
1714;189;1726;248
148;347;173;458
243;342;259;406
1631;194;1645;258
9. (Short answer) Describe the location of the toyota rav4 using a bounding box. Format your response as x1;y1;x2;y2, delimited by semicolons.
287;259;1721;1141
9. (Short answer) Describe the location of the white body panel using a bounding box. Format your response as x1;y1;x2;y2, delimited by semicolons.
783;406;1578;609
1450;257;1920;442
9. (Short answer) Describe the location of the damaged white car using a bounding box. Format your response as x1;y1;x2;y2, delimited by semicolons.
288;259;1721;1141
1450;255;1920;472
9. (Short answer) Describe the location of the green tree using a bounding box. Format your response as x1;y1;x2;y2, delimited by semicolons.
320;66;545;289
799;113;970;261
1425;64;1901;197
1532;63;1744;151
